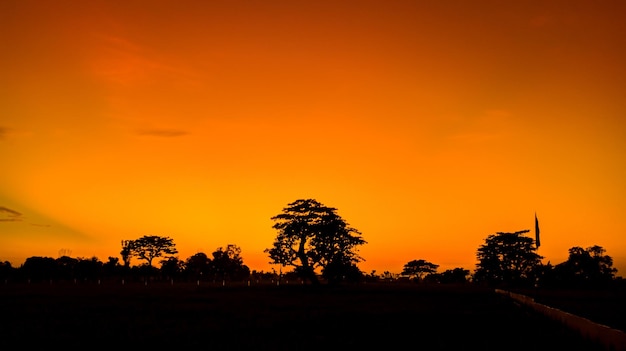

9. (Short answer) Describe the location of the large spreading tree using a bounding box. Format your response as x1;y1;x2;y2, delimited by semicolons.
474;230;543;287
265;199;366;285
401;259;439;281
127;235;178;267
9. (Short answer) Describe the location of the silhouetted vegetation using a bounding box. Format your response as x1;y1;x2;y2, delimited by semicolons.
3;240;618;291
207;244;251;281
548;245;617;288
265;199;367;285
0;220;621;290
124;235;178;267
426;267;472;284
0;260;12;282
0;202;623;349
401;259;439;281
1;244;257;285
2;192;624;351
0;200;621;290
474;230;543;287
1;217;624;349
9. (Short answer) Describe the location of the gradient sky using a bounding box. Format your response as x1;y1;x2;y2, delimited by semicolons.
1;0;625;276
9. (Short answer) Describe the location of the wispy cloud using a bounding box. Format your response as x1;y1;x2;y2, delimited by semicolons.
0;206;51;227
0;127;9;140
136;128;189;137
30;223;51;227
90;33;199;88
0;206;22;222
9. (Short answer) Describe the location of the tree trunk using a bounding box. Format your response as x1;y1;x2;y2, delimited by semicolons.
297;240;319;285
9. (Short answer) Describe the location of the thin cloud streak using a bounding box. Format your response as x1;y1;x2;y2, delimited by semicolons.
136;128;190;137
91;33;200;88
0;206;22;222
0;207;51;227
30;223;51;227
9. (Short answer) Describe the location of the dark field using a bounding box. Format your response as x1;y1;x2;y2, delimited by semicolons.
516;286;626;333
0;282;615;350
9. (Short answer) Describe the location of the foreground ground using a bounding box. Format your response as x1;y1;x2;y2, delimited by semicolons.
514;285;626;333
0;281;614;350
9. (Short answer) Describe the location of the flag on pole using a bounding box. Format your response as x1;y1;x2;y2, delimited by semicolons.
535;213;540;248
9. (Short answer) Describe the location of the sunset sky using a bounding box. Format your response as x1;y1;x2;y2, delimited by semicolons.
1;0;625;276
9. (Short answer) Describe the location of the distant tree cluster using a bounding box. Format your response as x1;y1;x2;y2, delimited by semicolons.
472;230;617;288
0;237;254;284
396;230;618;288
545;245;617;288
182;244;251;282
399;259;470;284
2;256;123;283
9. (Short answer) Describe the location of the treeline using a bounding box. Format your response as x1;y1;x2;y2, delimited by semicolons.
0;241;261;285
0;240;620;289
0;199;622;289
401;242;621;289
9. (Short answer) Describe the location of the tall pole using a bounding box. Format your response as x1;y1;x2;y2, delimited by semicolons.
535;212;541;249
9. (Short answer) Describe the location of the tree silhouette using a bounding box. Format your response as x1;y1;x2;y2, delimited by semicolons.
401;259;439;281
185;252;211;280
160;256;184;280
56;255;78;280
128;235;178;267
0;260;13;281
440;268;471;284
20;256;57;282
74;256;103;281
554;245;617;287
322;258;364;284
120;240;133;268
210;244;250;281
423;267;471;284
102;257;122;278
474;230;543;287
265;199;366;285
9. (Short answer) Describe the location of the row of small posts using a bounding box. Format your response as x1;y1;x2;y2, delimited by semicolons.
4;278;304;286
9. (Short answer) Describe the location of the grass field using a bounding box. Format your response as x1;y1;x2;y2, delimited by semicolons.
0;281;613;350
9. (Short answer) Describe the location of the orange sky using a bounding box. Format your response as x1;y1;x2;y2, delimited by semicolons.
1;0;625;276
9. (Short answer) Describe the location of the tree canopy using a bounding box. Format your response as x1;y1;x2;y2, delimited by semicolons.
474;230;543;287
401;259;439;281
126;235;178;267
265;199;366;285
210;244;251;281
553;245;617;287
